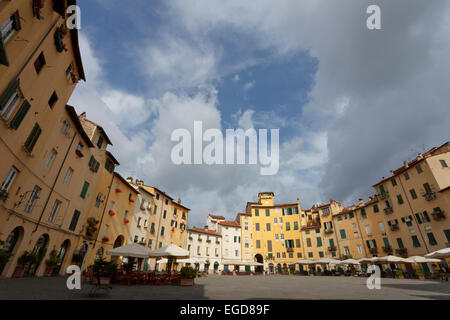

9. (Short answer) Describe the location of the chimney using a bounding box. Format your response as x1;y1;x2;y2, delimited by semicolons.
126;177;133;183
403;161;409;168
358;198;364;206
79;112;86;121
417;153;424;160
178;198;181;204
390;170;394;176
204;225;208;230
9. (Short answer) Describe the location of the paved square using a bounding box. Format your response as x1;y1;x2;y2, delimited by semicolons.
0;275;449;300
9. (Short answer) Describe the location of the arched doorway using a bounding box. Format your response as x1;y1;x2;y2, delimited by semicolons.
53;239;70;275
111;236;124;264
0;227;24;276
277;263;282;274
268;263;274;274
255;254;264;273
28;234;49;276
214;261;219;273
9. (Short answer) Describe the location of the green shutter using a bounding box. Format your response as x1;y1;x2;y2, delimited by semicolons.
80;181;89;198
0;37;9;67
69;210;80;231
0;79;20;109
9;99;30;130
24;123;41;152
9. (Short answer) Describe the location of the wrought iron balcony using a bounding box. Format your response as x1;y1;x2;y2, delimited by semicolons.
378;192;389;199
286;248;294;253
395;248;408;257
382;246;393;253
424;192;437;201
390;224;400;231
368;247;378;255
324;228;333;234
431;210;445;221
384;206;394;214
328;246;337;252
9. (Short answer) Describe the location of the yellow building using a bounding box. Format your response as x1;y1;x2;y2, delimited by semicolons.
246;192;304;273
0;0;90;277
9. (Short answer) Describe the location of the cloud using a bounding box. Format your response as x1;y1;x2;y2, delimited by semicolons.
243;80;255;91
232;74;240;82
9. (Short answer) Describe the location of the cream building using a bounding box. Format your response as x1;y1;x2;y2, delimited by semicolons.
186;227;222;273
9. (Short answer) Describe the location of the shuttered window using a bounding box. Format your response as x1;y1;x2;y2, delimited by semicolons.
80;181;89;199
9;99;30;130
69;210;80;231
24;123;42;152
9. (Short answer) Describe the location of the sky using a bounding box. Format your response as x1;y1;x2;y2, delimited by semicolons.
69;0;450;228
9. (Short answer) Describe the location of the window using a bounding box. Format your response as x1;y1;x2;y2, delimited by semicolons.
105;157;115;173
274;218;277;224
255;223;260;231
354;232;359;238
397;238;404;249
266;223;271;231
265;209;270;216
153;205;158;214
357;245;362;254
373;204;379;213
416;165;423;174
256;240;261;249
95;193;103;208
163;209;166;219
1;11;20;44
365;225;371;235
306;238;311;247
62;168;73;186
254;209;259;216
410;189;418;199
378;222;385;232
244;222;248;230
397;195;404;205
80;181;89;199
1;83;22;120
61;120;70;135
137;217;142;227
48;91;58;109
285;222;290;231
411;235;421;248
316;237;322;247
156;193;160;200
440;160;448;168
69;210;80;231
294;221;299;230
423;183;433;194
34;52;46;74
48;200;62;223
160;226;165;236
427;233;437;246
391;178;397;186
24;185;41;213
1;166;18;192
267;240;272;252
45;149;57;171
404;172;410;180
97;135;104;149
24;123;42;152
88;156;100;172
361;208;367;219
340;229;347;239
296;239;301;248
65;64;73;78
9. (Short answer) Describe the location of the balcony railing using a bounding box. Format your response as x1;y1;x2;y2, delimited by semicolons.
378;192;389;199
431;210;445;221
384;207;393;214
424;192;437;201
328;246;337;252
395;248;408;257
324;228;333;234
368;247;378;255
382;246;393;253
286;248;294;253
301;219;321;231
390;224;400;231
0;189;8;201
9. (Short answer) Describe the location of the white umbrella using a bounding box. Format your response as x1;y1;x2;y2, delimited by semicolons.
315;258;341;265
405;256;441;264
358;257;381;264
106;243;152;258
148;244;190;258
337;259;360;265
377;255;410;264
425;247;450;259
289;260;315;265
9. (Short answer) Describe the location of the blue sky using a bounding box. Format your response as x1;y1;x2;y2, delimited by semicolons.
70;0;450;227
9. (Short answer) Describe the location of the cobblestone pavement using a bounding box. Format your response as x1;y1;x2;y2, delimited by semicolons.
0;274;449;300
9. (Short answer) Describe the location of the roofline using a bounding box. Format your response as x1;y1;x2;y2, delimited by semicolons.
114;172;139;194
68;0;86;81
138;186;155;197
65;105;94;147
187;228;222;237
105;151;120;165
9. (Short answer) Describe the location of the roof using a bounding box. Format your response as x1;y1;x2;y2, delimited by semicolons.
373;141;450;186
65;105;94;148
439;186;450;193
251;203;298;209
219;221;241;228
187;227;222;237
106;151;120;165
172;201;191;212
79;115;113;146
68;0;85;81
149;186;174;201
114;172;139;194
138;186;155;197
209;214;225;220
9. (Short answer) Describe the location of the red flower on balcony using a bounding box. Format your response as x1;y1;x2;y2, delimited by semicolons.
115;188;122;193
102;236;109;243
108;210;116;217
129;198;135;203
124;219;130;224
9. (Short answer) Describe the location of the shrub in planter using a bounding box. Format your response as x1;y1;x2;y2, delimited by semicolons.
416;269;425;280
90;258;117;285
180;266;197;286
308;269;315;275
395;269;404;279
13;251;36;278
72;253;84;265
124;219;130;224
44;250;61;276
0;249;13;271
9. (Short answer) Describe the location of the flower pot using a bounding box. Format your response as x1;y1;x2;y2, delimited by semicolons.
397;275;404;279
99;277;111;285
44;266;54;277
180;278;195;286
418;276;425;280
12;265;25;278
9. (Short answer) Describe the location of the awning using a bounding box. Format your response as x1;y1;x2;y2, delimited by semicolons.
148;244;189;258
106;243;152;258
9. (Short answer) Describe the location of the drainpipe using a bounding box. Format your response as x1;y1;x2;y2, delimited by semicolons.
33;131;77;233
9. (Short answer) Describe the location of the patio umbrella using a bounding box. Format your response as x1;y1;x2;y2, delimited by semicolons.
289;259;315;265
377;255;410;264
405;256;441;264
358;257;381;264
337;259;360;265
315;258;341;265
148;244;190;258
106;243;152;258
425;247;450;259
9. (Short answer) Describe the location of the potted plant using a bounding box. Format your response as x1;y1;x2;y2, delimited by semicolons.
13;251;35;278
0;241;13;274
90;258;117;285
180;266;196;286
115;188;122;193
308;269;315;276
124;219;130;224
108;210;116;217
395;269;404;279
44;250;61;277
337;267;345;276
85;217;99;239
416;269;425;280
